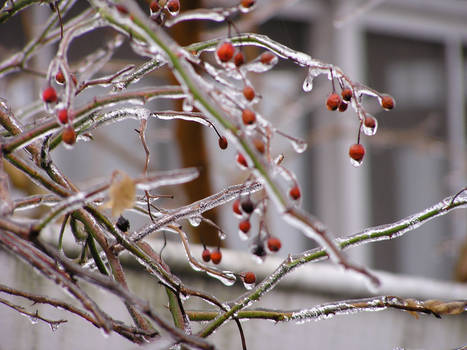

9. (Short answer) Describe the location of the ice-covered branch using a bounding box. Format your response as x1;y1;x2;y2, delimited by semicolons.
187;296;467;323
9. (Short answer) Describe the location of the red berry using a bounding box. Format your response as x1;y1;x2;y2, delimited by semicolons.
241;199;254;214
211;249;222;264
218;136;228;150
380;94;395;110
326;93;341;111
234;52;245;67
150;0;160;12
253;138;265;154
167;0;180;13
62;125;76;145
241;0;255;8
236;153;248;167
338;101;348;112
42;87;57;103
233;199;242;215
116;4;129;14
341;88;352;101
55;71;65;84
243;85;255;101
349;143;365;162
242;108;256;125
289;186;300;200
364;115;376;128
243;271;256;284
202;248;211;262
239;220;251;233
58;109;68;124
217;42;235;62
260;52;276;64
267;237;282;252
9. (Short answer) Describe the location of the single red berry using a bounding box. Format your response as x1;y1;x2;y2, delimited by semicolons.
218;136;228;150
211;249;222;264
241;0;255;8
233;199;242;215
243;271;256;284
55;71;65;84
341;88;352;101
349;143;365;162
243;85;255;101
241;199;254;214
260;52;276;65
267;237;282;252
239;219;251;233
234;52;245;67
242;108;256;125
380;94;395;110
236;153;248;167
42;87;57;103
58;109;68;124
289;186;300;200
217;42;235;62
326;93;341;111
338;101;348;112
166;0;180;12
150;0;160;12
116;4;129;14
253;138;265;154
202;248;211;262
62;125;76;145
364;115;376;128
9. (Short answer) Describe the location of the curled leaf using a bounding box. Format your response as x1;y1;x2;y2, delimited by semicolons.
104;172;135;217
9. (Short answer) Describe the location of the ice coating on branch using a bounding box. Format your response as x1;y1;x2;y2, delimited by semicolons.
291;298;387;324
165;7;238;27
302;67;326;92
135;168;200;191
153;111;212;128
132;182;262;241
338;192;467;249
80;107;150;132
206;270;237;286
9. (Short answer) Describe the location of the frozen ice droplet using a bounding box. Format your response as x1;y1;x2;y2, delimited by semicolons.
291;138;308;153
242;279;255;290
362;115;378;136
182;97;193;112
50;323;60;332
238;229;249;241
302;74;314;92
350;157;363;167
188;216;202;227
218;230;227;240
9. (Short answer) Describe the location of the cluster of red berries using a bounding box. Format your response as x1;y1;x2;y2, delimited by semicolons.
324;86;394;164
232;196;282;256
326;88;352;113
201;247;222;265
42;86;76;146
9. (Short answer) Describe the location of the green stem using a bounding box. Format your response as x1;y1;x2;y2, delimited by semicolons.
166;287;186;329
86;234;108;275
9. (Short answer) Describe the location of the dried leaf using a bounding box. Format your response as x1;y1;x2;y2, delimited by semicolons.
104;172;135;217
424;300;466;315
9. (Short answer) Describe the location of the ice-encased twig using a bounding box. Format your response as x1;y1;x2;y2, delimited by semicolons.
197;189;467;337
32;168;200;232
131;181;262;241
